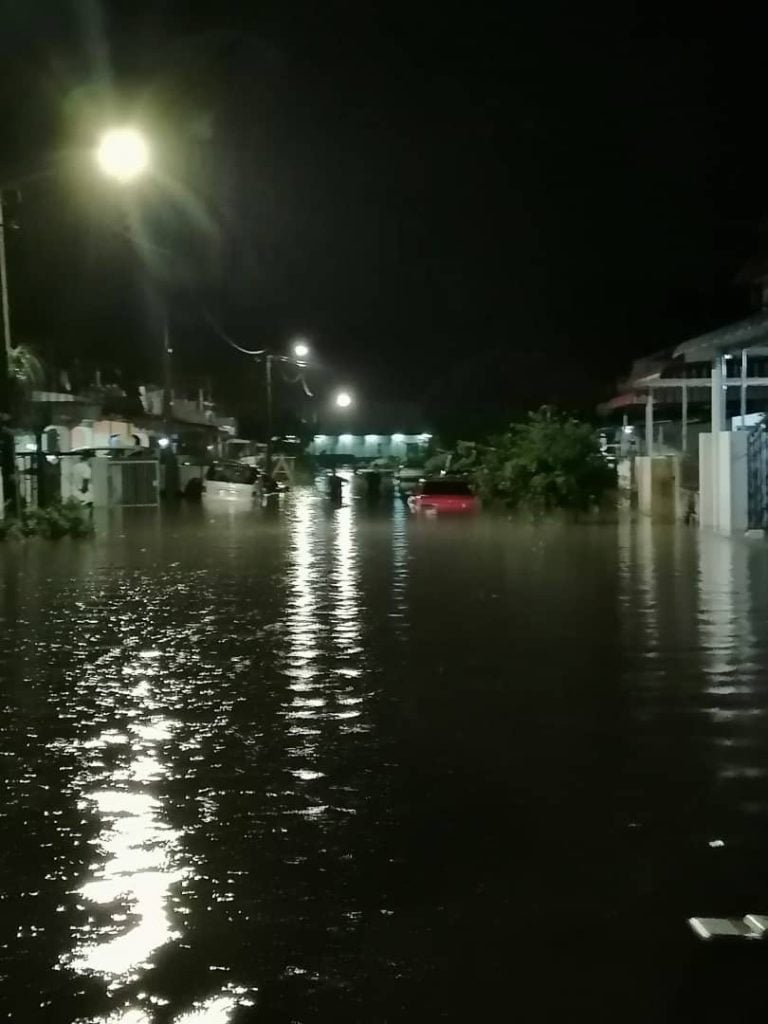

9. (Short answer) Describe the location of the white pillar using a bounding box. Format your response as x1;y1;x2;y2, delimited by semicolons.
681;384;688;453
645;392;654;457
711;355;725;434
741;348;748;424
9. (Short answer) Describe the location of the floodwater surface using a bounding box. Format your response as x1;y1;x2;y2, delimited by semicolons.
2;492;768;1021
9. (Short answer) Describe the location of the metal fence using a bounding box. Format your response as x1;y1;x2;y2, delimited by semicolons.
13;453;55;510
105;458;160;507
747;427;768;529
4;451;160;512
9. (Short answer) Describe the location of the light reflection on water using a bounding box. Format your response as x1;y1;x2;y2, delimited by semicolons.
390;497;409;633
51;635;256;1022
65;725;184;982
283;491;367;818
7;505;768;1019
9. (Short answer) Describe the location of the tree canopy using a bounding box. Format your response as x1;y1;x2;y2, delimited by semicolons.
475;408;615;513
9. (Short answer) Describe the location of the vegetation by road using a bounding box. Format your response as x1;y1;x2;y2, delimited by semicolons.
0;499;93;540
475;408;615;513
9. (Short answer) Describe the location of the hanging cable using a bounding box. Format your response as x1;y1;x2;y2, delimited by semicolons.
203;307;314;395
279;365;315;398
203;309;266;357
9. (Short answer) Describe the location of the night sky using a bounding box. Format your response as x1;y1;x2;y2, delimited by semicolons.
1;3;768;431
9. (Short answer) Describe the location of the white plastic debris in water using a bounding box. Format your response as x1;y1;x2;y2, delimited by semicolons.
688;916;768;940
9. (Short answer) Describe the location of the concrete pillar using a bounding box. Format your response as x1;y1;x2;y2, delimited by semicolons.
709;356;725;533
645;392;654;457
698;433;714;528
681;384;688;453
740;348;748;425
698;430;748;535
711;355;725;434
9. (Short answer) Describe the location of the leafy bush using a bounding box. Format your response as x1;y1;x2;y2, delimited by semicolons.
0;499;93;540
475;407;616;514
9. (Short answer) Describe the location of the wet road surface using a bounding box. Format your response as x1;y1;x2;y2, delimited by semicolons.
3;492;768;1020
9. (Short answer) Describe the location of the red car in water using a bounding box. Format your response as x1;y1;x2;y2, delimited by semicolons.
408;479;480;514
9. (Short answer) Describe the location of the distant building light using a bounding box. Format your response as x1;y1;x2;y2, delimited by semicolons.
391;433;405;442
314;434;327;443
25;443;37;451
365;434;379;442
622;425;634;435
158;436;170;449
419;433;433;442
340;434;353;443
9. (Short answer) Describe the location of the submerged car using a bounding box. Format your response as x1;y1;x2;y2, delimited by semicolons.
408;479;479;514
204;461;260;501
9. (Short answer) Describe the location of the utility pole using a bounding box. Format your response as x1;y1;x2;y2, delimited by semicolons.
0;190;11;378
264;353;273;476
161;311;173;428
0;191;14;514
160;308;180;499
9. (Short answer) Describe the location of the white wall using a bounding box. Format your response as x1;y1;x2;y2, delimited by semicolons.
617;457;634;492
635;456;652;515
698;431;747;535
310;434;428;459
698;434;714;528
636;455;679;522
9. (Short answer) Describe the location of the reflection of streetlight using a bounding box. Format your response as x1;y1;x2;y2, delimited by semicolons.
335;390;353;409
95;127;150;184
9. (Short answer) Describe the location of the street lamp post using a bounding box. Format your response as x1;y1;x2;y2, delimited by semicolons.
263;339;311;477
95;127;182;495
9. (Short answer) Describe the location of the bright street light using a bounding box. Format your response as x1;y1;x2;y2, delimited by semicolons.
96;127;150;184
335;390;353;409
292;339;310;359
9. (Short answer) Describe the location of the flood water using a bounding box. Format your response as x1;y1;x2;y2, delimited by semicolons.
3;491;768;1021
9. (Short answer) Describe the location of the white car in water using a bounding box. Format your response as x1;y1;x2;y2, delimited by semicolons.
203;461;260;502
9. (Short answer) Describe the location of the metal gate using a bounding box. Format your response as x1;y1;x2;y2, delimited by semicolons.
11;453;62;511
747;427;768;529
106;459;160;507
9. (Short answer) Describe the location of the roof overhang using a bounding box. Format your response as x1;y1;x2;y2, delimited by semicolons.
673;311;768;361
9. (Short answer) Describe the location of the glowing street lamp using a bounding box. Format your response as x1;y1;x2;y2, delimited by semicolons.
292;339;310;361
1;126;152;448
334;390;353;409
95;127;150;184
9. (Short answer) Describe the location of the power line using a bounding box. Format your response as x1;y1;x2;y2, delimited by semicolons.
203;309;265;357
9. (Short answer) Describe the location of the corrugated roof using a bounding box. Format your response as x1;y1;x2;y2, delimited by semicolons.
673;310;768;359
